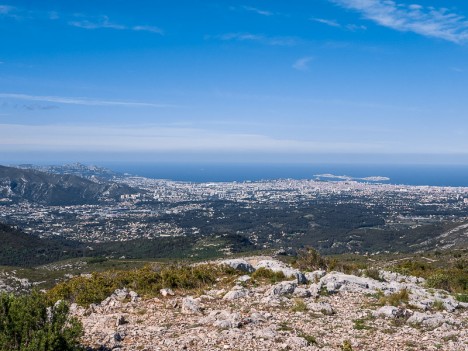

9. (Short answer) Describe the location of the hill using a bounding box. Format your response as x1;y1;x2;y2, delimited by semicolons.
0;223;84;266
0;165;137;205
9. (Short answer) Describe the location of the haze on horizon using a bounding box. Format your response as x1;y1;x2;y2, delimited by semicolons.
1;0;468;165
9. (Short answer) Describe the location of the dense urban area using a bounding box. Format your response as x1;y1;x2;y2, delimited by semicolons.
1;164;468;254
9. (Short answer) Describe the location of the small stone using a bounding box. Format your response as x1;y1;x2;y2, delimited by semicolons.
160;288;175;297
116;315;127;326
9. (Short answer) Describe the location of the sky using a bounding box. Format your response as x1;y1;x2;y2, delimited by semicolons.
1;0;468;165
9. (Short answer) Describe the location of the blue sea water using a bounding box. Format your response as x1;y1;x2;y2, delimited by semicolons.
98;162;468;187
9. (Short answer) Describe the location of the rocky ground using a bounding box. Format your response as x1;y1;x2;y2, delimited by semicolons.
71;257;468;351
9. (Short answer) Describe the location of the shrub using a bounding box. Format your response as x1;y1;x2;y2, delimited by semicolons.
251;267;286;284
0;291;82;351
341;340;353;351
426;273;452;292
294;247;365;275
297;332;317;345
295;248;328;271
291;298;307;312
47;263;238;306
432;299;444;311
392;260;431;277
353;318;373;330
378;289;410;307
364;268;383;281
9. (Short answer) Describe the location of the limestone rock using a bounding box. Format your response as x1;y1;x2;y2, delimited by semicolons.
220;259;255;273
305;270;326;283
307;301;334;315
265;281;297;297
223;287;249;300
253;260;306;284
181;297;202;314
407;312;448;328
160;288;175;297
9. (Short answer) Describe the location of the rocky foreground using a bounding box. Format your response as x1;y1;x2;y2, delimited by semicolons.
71;257;468;351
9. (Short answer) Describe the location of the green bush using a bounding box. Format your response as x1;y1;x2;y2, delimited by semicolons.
251;267;287;284
294;247;365;275
378;289;410;307
295;248;328;271
0;291;82;351
392;260;431;277
364;268;383;281
426;271;467;293
341;340;354;351
47;263;238;306
392;258;467;294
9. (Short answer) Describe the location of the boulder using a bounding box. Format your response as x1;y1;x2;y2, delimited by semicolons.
292;287;311;298
200;310;245;329
373;306;412;319
255;327;277;339
307;301;334;315
220;259;255;273
265;281;297;297
181;297;202;314
253;260;306;284
223;287;249;300
407;312;448;328
304;270;326;283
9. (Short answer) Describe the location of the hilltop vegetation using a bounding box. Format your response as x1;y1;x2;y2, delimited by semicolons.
0;292;82;351
0;223;255;267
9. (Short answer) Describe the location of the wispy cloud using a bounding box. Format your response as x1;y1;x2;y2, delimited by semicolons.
0;93;175;108
68;15;162;34
313;18;341;27
0;5;163;34
69;15;125;30
331;0;468;43
242;6;273;16
312;17;367;31
132;25;163;34
210;32;299;46
292;57;314;71
22;104;59;111
0;123;384;154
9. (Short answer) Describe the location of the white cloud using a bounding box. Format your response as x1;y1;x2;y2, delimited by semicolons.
331;0;468;43
242;6;273;16
292;57;314;71
68;15;163;34
132;25;163;34
0;123;384;154
313;18;341;27
68;16;126;30
0;93;174;108
211;32;299;46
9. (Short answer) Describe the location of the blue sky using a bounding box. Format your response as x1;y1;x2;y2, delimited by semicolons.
1;0;468;164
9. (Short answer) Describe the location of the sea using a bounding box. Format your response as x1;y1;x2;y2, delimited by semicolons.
97;163;468;187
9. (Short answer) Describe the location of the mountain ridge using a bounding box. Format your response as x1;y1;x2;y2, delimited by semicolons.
0;165;137;205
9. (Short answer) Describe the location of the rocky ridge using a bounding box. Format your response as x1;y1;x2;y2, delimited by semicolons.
71;257;467;350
